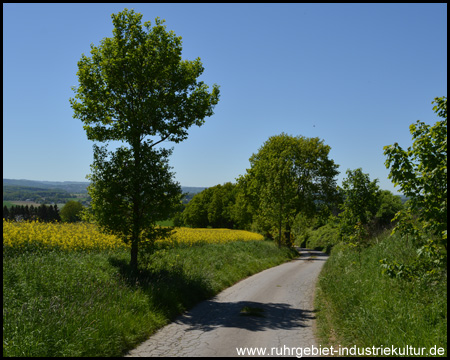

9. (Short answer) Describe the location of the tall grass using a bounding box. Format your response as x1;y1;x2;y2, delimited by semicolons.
3;239;297;357
315;230;447;355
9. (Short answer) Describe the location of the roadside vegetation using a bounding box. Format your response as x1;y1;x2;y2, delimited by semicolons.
315;230;446;353
3;222;297;357
313;96;447;355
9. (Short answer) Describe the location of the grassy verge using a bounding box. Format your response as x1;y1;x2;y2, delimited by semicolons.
3;240;297;357
314;230;447;356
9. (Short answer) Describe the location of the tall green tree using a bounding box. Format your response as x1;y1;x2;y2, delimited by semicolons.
384;96;447;248
70;9;220;271
240;133;339;246
338;168;381;242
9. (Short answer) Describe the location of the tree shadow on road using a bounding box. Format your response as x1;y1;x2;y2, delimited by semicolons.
175;300;316;332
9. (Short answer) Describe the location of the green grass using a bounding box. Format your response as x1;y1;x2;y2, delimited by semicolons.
315;230;447;356
3;240;298;357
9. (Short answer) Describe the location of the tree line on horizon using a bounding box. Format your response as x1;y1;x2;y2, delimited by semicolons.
3;201;85;223
3;204;61;223
178;141;404;247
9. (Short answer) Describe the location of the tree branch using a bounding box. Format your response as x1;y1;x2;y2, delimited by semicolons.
150;134;171;148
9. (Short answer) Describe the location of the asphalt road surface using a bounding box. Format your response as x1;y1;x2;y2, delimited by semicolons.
126;249;328;357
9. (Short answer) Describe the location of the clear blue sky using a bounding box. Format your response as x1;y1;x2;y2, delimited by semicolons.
3;3;447;194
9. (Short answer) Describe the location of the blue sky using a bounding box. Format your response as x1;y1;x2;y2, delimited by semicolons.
3;3;447;194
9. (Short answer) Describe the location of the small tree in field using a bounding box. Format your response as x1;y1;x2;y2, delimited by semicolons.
60;201;83;223
70;9;220;271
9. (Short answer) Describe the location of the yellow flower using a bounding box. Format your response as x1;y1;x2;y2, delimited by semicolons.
3;220;263;252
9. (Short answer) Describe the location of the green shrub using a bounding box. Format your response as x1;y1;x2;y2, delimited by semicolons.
306;223;339;253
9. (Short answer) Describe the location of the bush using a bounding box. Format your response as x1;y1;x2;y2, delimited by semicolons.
60;201;84;222
306;222;339;253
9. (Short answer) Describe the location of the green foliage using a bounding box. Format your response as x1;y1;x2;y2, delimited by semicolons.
230;182;254;230
380;237;447;282
87;144;181;239
239;133;339;246
207;182;237;228
384;96;447;246
291;212;312;247
69;8;220;270
182;189;210;228
375;189;403;228
182;183;241;229
69;10;219;144
60;201;84;222
383;96;447;278
339;168;380;236
338;168;381;242
303;221;339;253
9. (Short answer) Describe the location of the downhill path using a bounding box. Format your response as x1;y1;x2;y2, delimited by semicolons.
126;249;328;357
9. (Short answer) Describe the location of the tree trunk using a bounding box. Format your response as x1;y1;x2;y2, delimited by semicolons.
278;209;282;248
130;237;139;273
284;224;291;247
278;196;283;247
130;138;142;273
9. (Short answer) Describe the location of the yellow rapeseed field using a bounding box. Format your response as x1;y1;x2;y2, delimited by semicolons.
3;220;264;251
158;227;264;247
3;220;125;251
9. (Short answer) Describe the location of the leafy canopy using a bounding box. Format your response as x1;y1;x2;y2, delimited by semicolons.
239;133;339;245
60;201;84;223
70;9;220;147
86;144;181;243
337;168;381;244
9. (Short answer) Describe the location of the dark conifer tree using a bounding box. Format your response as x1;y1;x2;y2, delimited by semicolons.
29;205;36;221
3;205;9;220
37;204;48;222
54;204;61;222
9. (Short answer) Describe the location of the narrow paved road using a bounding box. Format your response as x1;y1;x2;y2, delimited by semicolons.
126;249;328;357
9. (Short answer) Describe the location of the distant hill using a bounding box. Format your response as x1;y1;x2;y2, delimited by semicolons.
3;179;206;197
3;179;90;194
